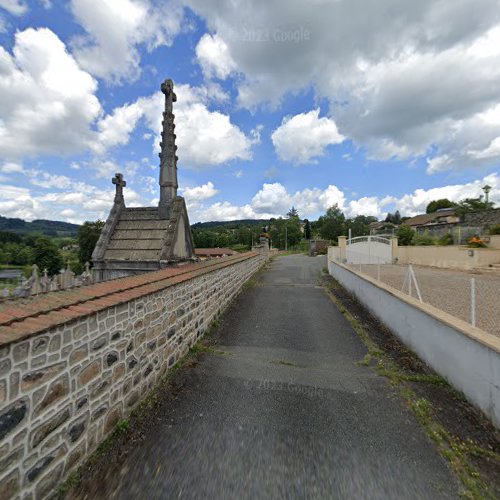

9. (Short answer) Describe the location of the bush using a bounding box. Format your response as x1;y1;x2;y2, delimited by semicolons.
396;224;415;246
468;236;487;248
489;224;500;235
412;231;437;246
437;233;454;246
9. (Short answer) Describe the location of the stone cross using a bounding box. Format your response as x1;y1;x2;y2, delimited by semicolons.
112;173;126;203
161;78;177;112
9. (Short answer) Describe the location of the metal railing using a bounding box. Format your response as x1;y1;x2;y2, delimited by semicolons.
331;249;500;338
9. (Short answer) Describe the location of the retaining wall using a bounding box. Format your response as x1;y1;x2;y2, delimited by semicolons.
327;254;500;428
395;245;500;270
0;251;266;499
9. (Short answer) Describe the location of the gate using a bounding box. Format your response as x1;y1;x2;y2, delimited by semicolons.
346;236;392;264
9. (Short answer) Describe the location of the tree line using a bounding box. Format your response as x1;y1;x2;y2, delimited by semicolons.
0;189;496;273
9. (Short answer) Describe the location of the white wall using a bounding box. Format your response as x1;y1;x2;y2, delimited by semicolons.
328;259;500;428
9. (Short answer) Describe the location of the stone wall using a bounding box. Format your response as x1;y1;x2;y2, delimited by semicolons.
463;208;500;230
0;251;266;499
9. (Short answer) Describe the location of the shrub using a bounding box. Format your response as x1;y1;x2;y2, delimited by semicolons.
396;224;415;246
489;224;500;235
412;231;436;246
437;233;454;246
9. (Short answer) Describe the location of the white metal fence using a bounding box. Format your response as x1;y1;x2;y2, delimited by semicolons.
330;249;500;338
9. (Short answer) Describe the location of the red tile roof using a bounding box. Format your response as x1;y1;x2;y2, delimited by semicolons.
0;252;257;347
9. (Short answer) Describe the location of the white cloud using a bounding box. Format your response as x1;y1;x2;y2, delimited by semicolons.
271;109;344;164
348;197;391;219
94;83;253;167
186;0;500;171
0;0;27;15
0;27;101;159
250;183;290;214
186;173;500;224
187;182;348;222
196;33;237;79
0;162;23;173
71;0;184;83
181;181;218;202
0;175;144;223
92;101;145;155
394;173;500;216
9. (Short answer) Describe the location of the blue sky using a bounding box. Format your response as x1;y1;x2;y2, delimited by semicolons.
1;0;500;224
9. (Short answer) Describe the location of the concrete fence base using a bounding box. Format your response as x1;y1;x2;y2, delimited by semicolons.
328;258;500;429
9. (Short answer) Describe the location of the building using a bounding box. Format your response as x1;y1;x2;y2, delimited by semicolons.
404;209;460;236
369;221;399;236
92;79;195;282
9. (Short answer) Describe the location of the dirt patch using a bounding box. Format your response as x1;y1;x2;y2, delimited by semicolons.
322;273;500;498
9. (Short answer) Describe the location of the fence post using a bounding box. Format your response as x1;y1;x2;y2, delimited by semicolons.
409;265;423;303
470;278;476;328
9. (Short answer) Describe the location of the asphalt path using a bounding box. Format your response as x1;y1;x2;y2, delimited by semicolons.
91;254;459;499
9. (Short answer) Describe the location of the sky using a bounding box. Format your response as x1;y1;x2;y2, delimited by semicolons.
0;0;500;224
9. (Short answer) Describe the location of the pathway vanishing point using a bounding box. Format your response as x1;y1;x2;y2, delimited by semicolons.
74;254;459;499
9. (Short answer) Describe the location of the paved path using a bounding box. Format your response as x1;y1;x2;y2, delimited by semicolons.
88;255;459;499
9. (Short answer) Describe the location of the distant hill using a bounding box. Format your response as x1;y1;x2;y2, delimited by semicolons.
191;219;268;229
0;215;80;237
0;215;270;238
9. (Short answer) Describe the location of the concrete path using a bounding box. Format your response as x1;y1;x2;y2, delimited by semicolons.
92;255;459;499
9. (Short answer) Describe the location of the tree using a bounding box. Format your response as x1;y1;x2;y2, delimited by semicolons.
78;220;105;264
455;197;494;215
396;224;415;246
316;204;346;242
269;217;302;249
287;206;299;219
426;199;456;214
32;236;63;275
303;219;311;240
346;215;377;237
385;211;402;224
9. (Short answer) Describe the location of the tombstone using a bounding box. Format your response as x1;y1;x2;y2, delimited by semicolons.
2;288;9;298
49;276;59;292
40;268;50;293
60;262;75;289
81;261;93;285
28;264;42;295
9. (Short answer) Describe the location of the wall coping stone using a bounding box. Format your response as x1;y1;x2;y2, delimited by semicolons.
0;252;258;347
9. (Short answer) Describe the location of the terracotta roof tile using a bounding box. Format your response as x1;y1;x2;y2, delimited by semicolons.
0;252;258;347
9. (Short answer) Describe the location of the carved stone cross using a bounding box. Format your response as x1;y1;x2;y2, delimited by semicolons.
112;172;126;202
161;78;177;113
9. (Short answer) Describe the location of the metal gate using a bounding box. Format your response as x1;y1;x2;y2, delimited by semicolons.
346;236;392;264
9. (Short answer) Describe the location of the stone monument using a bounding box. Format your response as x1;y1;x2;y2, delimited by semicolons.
92;79;195;282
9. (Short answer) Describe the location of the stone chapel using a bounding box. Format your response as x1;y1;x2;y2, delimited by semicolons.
92;79;195;282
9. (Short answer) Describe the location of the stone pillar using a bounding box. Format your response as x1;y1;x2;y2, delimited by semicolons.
338;236;347;262
158;78;179;219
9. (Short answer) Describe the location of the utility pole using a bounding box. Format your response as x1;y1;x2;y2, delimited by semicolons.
285;224;288;251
